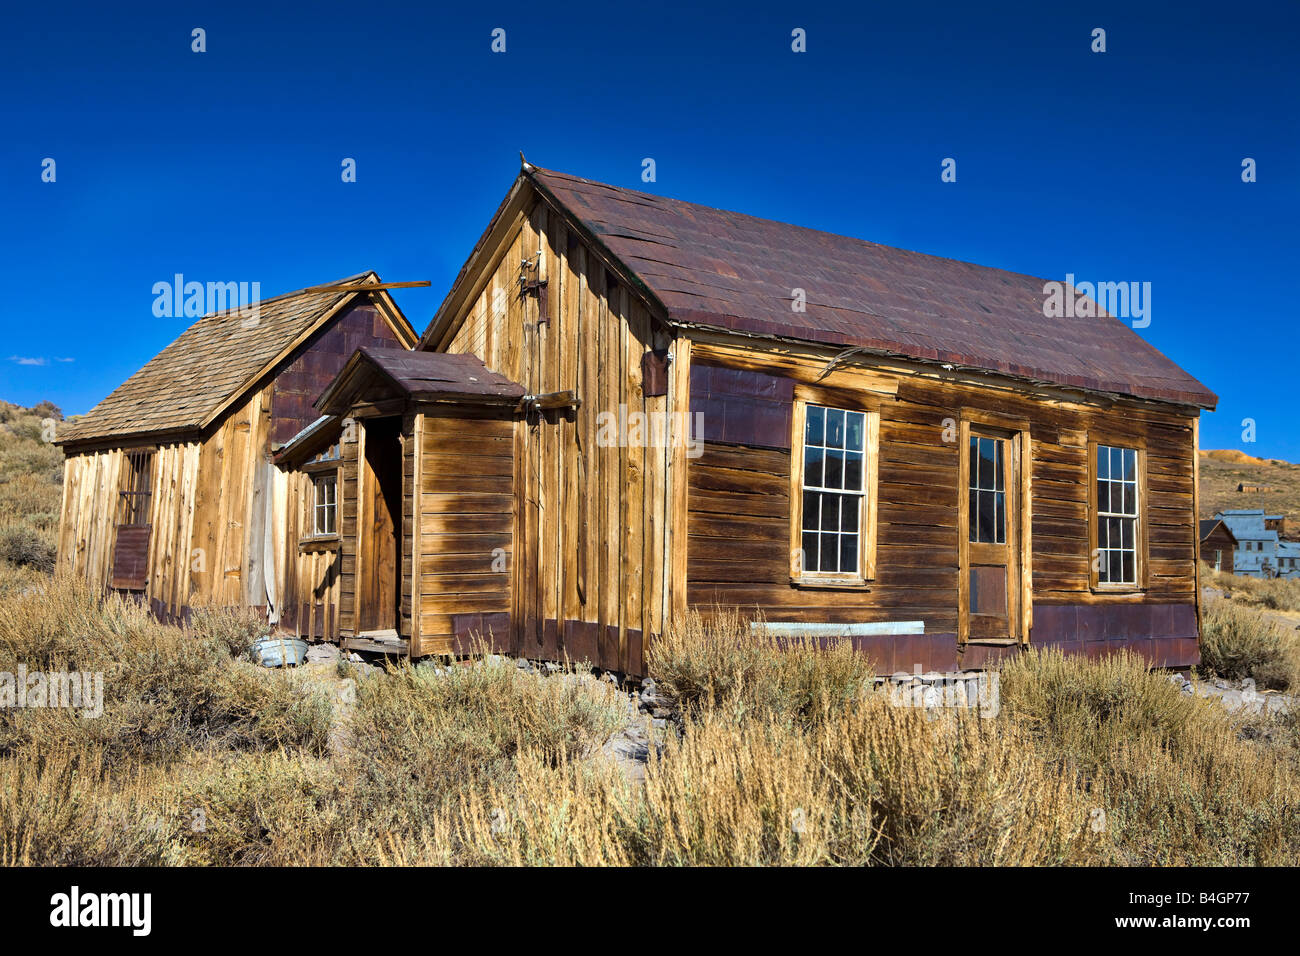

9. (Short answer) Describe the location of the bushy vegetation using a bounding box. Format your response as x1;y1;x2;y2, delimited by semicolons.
0;586;1297;866
0;401;64;588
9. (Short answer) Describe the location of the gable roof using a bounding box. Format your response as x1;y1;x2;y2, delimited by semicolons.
315;346;524;416
446;165;1213;409
57;272;416;446
1199;518;1237;543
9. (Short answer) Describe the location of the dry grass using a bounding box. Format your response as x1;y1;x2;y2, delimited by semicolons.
1199;599;1300;690
0;401;63;584
0;580;1298;865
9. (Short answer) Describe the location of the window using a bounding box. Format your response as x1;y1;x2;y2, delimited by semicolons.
1092;443;1141;588
968;435;1006;544
794;402;875;579
118;448;154;526
312;474;337;536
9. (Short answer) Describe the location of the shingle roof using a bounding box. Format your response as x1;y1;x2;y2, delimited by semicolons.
527;167;1217;409
57;272;394;444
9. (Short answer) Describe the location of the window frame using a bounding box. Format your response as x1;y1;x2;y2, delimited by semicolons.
789;396;879;588
117;447;155;527
1087;437;1148;593
309;470;338;538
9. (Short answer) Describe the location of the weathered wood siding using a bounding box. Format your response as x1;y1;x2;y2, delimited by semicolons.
413;408;515;656
441;199;676;672
681;337;1202;670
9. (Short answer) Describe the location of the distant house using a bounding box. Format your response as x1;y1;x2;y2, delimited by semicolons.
1214;510;1300;579
1198;518;1237;572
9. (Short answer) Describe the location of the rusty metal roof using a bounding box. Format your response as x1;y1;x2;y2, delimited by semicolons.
529;167;1217;409
315;347;524;415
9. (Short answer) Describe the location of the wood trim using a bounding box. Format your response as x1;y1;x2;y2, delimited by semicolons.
865;410;880;581
667;336;692;623
1192;416;1203;641
1087;437;1149;595
1019;429;1033;643
957;419;971;643
788;398;877;585
687;328;1209;416
959;420;1024;642
410;411;424;657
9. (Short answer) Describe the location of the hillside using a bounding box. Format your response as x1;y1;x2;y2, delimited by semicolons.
0;400;65;594
1199;449;1300;535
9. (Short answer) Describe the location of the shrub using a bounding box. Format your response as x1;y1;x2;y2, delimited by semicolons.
1200;599;1300;690
648;609;875;725
345;653;625;808
0;524;55;572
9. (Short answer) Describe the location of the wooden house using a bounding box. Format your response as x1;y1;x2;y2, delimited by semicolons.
55;273;418;638
57;164;1219;674
1198;518;1237;573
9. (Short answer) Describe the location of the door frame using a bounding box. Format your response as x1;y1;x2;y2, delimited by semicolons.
957;414;1032;644
355;415;403;635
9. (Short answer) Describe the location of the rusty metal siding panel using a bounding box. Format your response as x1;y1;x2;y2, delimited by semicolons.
110;525;152;590
689;362;794;450
530;167;1217;409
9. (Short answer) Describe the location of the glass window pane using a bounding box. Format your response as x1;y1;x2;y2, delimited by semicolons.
995;491;1006;543
824;449;844;490
1098;515;1108;549
1124;448;1137;483
841;495;859;533
804;446;823;488
1122;481;1134;515
1110;446;1122;483
805;405;824;447
845;411;865;452
1122;550;1135;584
825;408;845;448
822;493;840;532
1097;445;1110;480
993;439;1004;491
1108;550;1122;583
1122;516;1134;550
802;491;819;532
978;490;996;543
819;533;838;573
968;489;979;543
844;451;863;491
840;533;858;575
978;439;995;490
802;532;819;572
1096;480;1109;514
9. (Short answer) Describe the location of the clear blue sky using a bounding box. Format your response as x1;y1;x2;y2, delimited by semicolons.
2;1;1296;456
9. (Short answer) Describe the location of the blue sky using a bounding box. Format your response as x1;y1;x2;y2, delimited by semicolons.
2;1;1296;456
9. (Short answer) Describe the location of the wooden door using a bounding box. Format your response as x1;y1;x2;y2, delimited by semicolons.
961;427;1021;641
110;448;154;591
357;418;402;634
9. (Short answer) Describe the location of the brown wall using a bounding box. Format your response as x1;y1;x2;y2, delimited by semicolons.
681;338;1202;671
438;198;678;672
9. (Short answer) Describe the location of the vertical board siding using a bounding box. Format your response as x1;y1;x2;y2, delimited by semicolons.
443;198;669;674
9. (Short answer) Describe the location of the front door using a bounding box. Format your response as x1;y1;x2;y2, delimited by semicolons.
961;427;1021;641
357;417;402;634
